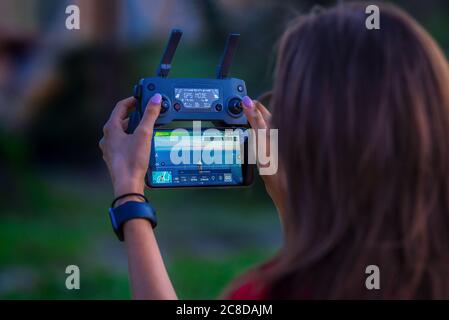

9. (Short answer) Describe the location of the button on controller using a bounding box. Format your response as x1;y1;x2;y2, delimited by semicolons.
228;98;243;116
160;98;170;113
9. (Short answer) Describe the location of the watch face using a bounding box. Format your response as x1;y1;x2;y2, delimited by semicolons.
108;208;121;240
109;201;157;241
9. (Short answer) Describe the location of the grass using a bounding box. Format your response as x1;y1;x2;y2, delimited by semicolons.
170;250;269;299
0;170;281;299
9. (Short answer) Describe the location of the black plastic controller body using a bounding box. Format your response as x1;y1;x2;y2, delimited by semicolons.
127;29;248;132
131;77;247;127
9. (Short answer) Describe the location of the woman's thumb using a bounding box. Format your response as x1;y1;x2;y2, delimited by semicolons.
136;93;162;135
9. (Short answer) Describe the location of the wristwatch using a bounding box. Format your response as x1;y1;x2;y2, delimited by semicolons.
108;201;157;241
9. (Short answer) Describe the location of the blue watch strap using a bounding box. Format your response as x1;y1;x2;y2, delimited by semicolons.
109;201;157;241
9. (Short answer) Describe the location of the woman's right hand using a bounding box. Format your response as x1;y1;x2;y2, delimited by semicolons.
242;96;287;223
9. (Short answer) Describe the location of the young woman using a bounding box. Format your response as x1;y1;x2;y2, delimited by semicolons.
99;2;449;299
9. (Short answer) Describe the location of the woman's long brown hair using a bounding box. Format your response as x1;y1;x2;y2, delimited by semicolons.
229;2;449;299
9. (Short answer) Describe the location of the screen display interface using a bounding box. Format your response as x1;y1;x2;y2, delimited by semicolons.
150;129;244;187
174;88;220;109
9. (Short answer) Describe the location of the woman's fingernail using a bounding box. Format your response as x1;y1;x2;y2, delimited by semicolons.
242;96;253;109
150;93;162;104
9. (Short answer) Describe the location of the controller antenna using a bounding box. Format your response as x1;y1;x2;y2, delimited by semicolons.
156;29;183;77
216;33;240;79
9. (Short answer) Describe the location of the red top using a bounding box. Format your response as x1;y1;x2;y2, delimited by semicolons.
226;279;267;300
226;277;314;299
226;261;274;299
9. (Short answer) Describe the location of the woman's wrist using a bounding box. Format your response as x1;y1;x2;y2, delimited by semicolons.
114;195;145;207
113;178;146;206
113;178;145;197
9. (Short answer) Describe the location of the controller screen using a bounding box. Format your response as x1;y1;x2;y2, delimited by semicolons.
174;88;220;109
150;129;244;187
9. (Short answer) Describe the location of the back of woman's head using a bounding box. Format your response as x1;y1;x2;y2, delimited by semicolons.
268;2;449;298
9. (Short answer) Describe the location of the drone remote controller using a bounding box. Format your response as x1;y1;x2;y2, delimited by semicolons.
128;29;248;131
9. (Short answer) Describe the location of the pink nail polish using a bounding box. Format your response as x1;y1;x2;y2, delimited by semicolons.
150;93;162;104
242;96;253;109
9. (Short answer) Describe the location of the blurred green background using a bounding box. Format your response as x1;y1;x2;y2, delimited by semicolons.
0;0;448;299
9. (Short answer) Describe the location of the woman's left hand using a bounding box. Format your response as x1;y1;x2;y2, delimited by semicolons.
99;94;161;197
